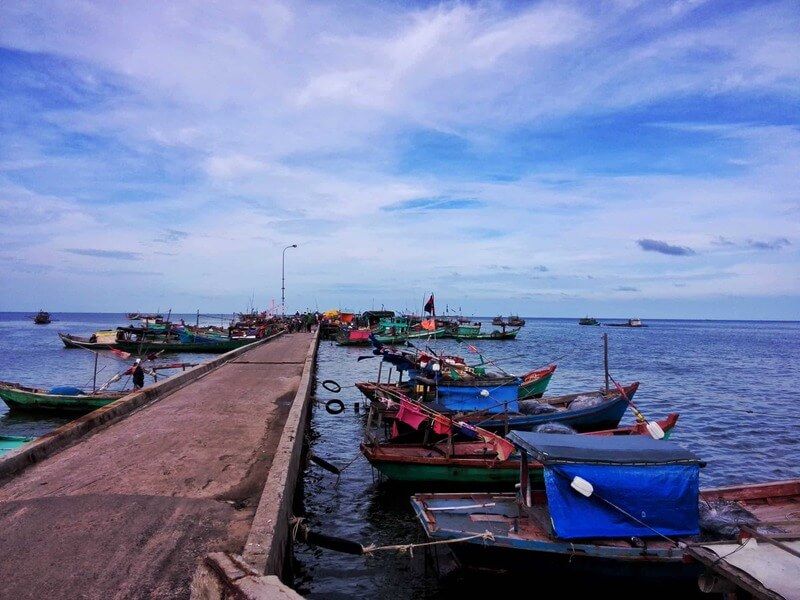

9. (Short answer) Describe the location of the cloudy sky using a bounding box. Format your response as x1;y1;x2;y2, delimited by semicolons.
1;0;798;320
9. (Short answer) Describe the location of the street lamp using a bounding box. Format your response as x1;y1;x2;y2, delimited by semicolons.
281;244;298;316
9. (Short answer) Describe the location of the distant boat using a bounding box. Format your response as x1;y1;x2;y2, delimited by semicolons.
579;317;600;326
491;316;506;326
32;310;51;324
507;315;525;327
607;318;647;327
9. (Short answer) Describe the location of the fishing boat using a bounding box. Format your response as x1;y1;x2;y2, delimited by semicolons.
361;399;679;487
453;326;521;340
507;315;525;327
442;321;482;338
363;381;641;435
414;373;522;414
0;381;129;414
58;330;118;350
335;327;373;346
607;318;647;327
354;341;556;402
32;310;51;324
517;364;557;399
410;432;800;592
0;434;36;455
579;316;600;326
112;331;262;354
491;316;506;326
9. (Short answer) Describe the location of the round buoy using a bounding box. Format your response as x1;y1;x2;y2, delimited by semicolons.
321;379;341;393
325;399;345;415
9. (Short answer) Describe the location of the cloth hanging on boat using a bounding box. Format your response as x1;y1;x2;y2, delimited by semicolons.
421;319;436;331
396;399;428;429
432;414;452;435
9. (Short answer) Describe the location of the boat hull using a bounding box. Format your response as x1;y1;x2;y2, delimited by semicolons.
0;382;126;414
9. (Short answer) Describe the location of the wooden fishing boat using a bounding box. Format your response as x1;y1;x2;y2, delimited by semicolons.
0;434;36;455
355;363;556;405
362;381;640;435
361;406;679;487
112;334;260;355
507;315;525;327
578;316;600;326
442;322;482;338
410;432;800;592
452;326;521;340
517;364;557;399
414;373;522;414
58;330;118;350
491;316;505;326
32;310;51;324
335;328;373;346
606;318;647;327
0;381;128;414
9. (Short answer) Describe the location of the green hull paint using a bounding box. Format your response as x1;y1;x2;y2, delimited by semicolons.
370;461;537;485
113;336;259;354
518;372;555;399
0;385;126;414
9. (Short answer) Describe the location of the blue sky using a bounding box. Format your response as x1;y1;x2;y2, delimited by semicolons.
1;0;798;319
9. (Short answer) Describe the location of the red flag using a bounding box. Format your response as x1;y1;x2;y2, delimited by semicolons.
111;348;131;360
421;319;436;331
423;294;435;315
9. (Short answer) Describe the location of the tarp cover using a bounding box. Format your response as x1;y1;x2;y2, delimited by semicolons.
416;376;521;413
543;463;701;539
507;431;703;465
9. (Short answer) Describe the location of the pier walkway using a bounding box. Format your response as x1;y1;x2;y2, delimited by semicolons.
0;330;318;599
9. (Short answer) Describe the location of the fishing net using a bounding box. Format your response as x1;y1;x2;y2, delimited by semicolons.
516;400;559;415
698;499;784;538
533;423;576;434
567;395;603;410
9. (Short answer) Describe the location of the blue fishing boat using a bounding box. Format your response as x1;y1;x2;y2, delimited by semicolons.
410;433;800;591
454;382;639;433
413;374;522;413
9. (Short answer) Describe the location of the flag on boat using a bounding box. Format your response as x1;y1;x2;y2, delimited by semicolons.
421;318;436;331
110;348;131;360
424;294;435;315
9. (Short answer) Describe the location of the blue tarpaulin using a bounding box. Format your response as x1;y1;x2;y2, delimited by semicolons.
507;432;704;540
543;463;701;539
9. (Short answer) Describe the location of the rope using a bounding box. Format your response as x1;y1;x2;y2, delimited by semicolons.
361;531;496;557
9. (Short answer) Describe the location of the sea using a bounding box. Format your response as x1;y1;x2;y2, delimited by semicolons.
2;313;799;598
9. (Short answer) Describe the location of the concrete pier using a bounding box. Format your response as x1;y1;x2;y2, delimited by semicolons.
0;329;318;599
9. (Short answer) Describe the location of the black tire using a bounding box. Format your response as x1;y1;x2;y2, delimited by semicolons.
321;379;341;393
325;399;345;415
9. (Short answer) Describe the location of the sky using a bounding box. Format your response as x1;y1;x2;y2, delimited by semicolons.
1;0;798;320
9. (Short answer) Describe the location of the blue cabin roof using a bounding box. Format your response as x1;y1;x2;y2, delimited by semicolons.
506;431;704;465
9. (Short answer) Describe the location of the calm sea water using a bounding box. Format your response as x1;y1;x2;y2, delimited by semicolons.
2;314;799;598
291;317;800;599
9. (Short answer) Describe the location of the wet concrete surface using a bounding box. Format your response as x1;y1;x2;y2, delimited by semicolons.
0;331;316;599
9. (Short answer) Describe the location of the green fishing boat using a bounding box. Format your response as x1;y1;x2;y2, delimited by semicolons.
0;381;128;414
112;335;260;355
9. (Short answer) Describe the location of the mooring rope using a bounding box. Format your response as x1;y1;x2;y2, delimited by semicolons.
290;516;495;558
361;531;496;557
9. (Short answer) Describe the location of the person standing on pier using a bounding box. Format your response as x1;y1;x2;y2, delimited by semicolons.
132;359;145;390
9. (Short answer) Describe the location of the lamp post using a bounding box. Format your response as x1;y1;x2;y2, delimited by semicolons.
281;244;297;316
